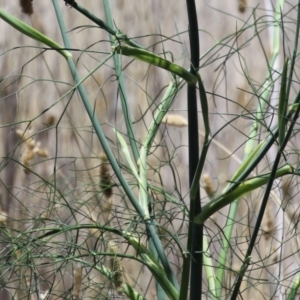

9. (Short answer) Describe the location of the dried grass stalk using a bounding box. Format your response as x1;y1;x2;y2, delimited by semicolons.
16;129;48;174
262;206;275;241
72;264;83;299
109;241;124;295
100;153;113;198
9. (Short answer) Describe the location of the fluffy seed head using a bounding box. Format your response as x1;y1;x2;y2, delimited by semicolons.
100;153;113;198
109;241;124;295
203;174;215;198
161;114;188;127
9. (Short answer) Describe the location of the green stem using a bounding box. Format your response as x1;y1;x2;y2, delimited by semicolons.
53;0;178;291
102;0;139;163
0;9;71;59
195;164;293;224
143;81;179;152
64;0;144;49
203;234;217;299
287;275;300;300
52;0;143;219
114;45;198;85
214;3;285;295
190;74;211;200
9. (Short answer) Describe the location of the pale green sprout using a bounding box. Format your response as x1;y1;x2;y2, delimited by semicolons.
114;129;140;181
114;129;150;220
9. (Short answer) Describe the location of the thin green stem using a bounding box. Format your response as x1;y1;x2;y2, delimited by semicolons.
284;1;300;101
214;2;285;295
102;0;139;163
287;275;300;300
203;233;217;299
26;222;178;300
195;164;293;224
231;53;300;300
143;81;179;152
63;0;144;49
136;81;180;295
190;74;211;200
53;0;179;291
114;45;198;85
52;0;142;215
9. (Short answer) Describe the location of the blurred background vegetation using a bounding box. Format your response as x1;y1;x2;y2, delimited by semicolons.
0;0;300;299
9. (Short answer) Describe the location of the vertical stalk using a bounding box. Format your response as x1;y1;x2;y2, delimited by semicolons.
230;2;300;297
52;0;179;289
215;0;285;297
182;1;204;300
102;0;139;163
